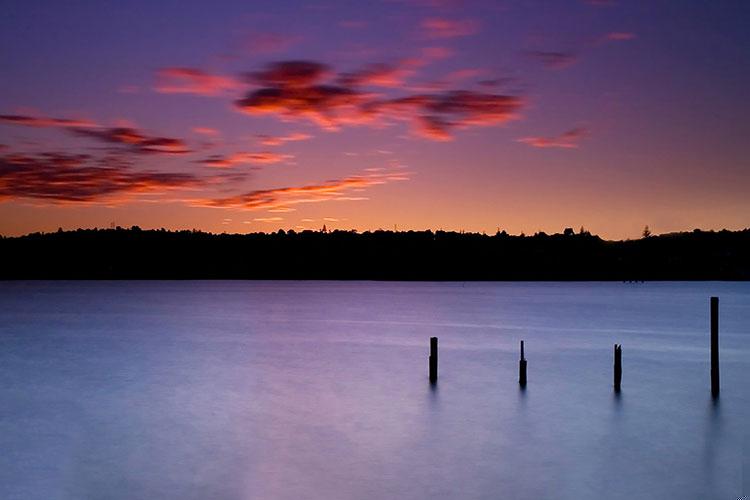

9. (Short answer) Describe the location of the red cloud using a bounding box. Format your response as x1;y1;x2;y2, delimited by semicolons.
155;67;241;96
0;152;199;204
201;151;292;168
517;127;588;149
421;18;479;39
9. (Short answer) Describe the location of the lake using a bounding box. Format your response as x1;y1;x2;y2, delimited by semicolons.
0;281;747;499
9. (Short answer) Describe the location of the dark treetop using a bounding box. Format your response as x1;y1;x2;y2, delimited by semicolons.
1;227;748;280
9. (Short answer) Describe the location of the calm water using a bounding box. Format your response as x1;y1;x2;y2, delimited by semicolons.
0;281;747;500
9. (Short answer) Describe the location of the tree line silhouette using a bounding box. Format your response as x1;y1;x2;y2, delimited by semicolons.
1;226;748;280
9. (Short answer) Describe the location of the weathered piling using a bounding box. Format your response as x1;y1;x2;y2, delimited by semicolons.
519;340;527;387
711;296;719;397
613;344;622;392
429;337;438;383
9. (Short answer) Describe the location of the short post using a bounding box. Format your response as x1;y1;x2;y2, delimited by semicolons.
613;344;622;392
429;337;438;383
711;296;719;397
519;340;527;387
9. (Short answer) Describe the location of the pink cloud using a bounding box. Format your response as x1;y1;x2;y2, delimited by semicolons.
192;127;221;137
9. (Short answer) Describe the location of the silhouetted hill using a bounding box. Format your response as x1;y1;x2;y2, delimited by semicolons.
1;227;748;280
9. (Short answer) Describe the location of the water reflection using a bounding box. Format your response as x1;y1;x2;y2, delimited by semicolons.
0;281;746;500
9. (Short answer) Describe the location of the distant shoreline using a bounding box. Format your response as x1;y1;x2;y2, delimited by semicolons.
2;227;748;280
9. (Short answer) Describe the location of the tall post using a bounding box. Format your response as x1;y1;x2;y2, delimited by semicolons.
613;344;622;392
429;337;438;383
711;297;719;397
519;340;527;387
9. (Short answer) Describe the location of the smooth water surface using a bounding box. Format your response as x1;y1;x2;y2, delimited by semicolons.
0;281;747;499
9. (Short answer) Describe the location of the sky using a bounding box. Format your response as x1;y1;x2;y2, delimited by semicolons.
1;0;749;239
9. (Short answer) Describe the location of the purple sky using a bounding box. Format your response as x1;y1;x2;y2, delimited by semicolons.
1;0;749;238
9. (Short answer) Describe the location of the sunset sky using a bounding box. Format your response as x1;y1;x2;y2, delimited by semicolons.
1;0;748;239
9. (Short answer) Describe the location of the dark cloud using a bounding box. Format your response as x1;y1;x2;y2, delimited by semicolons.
237;84;370;130
250;61;331;87
369;90;523;140
0;152;198;203
236;60;523;139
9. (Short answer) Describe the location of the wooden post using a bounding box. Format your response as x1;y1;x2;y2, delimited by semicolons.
429;337;438;383
711;296;719;397
519;340;527;387
613;344;622;392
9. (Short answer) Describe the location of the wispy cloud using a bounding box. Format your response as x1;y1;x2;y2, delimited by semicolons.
193;127;221;137
517;127;588;149
200;151;293;168
155;67;241;96
72;127;190;154
1;113;191;155
340;20;367;29
337;60;422;88
420;18;479;39
603;31;636;42
244;33;299;54
528;51;578;69
199;169;410;210
253;216;284;222
258;132;312;146
0;152;198;204
0;113;96;129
